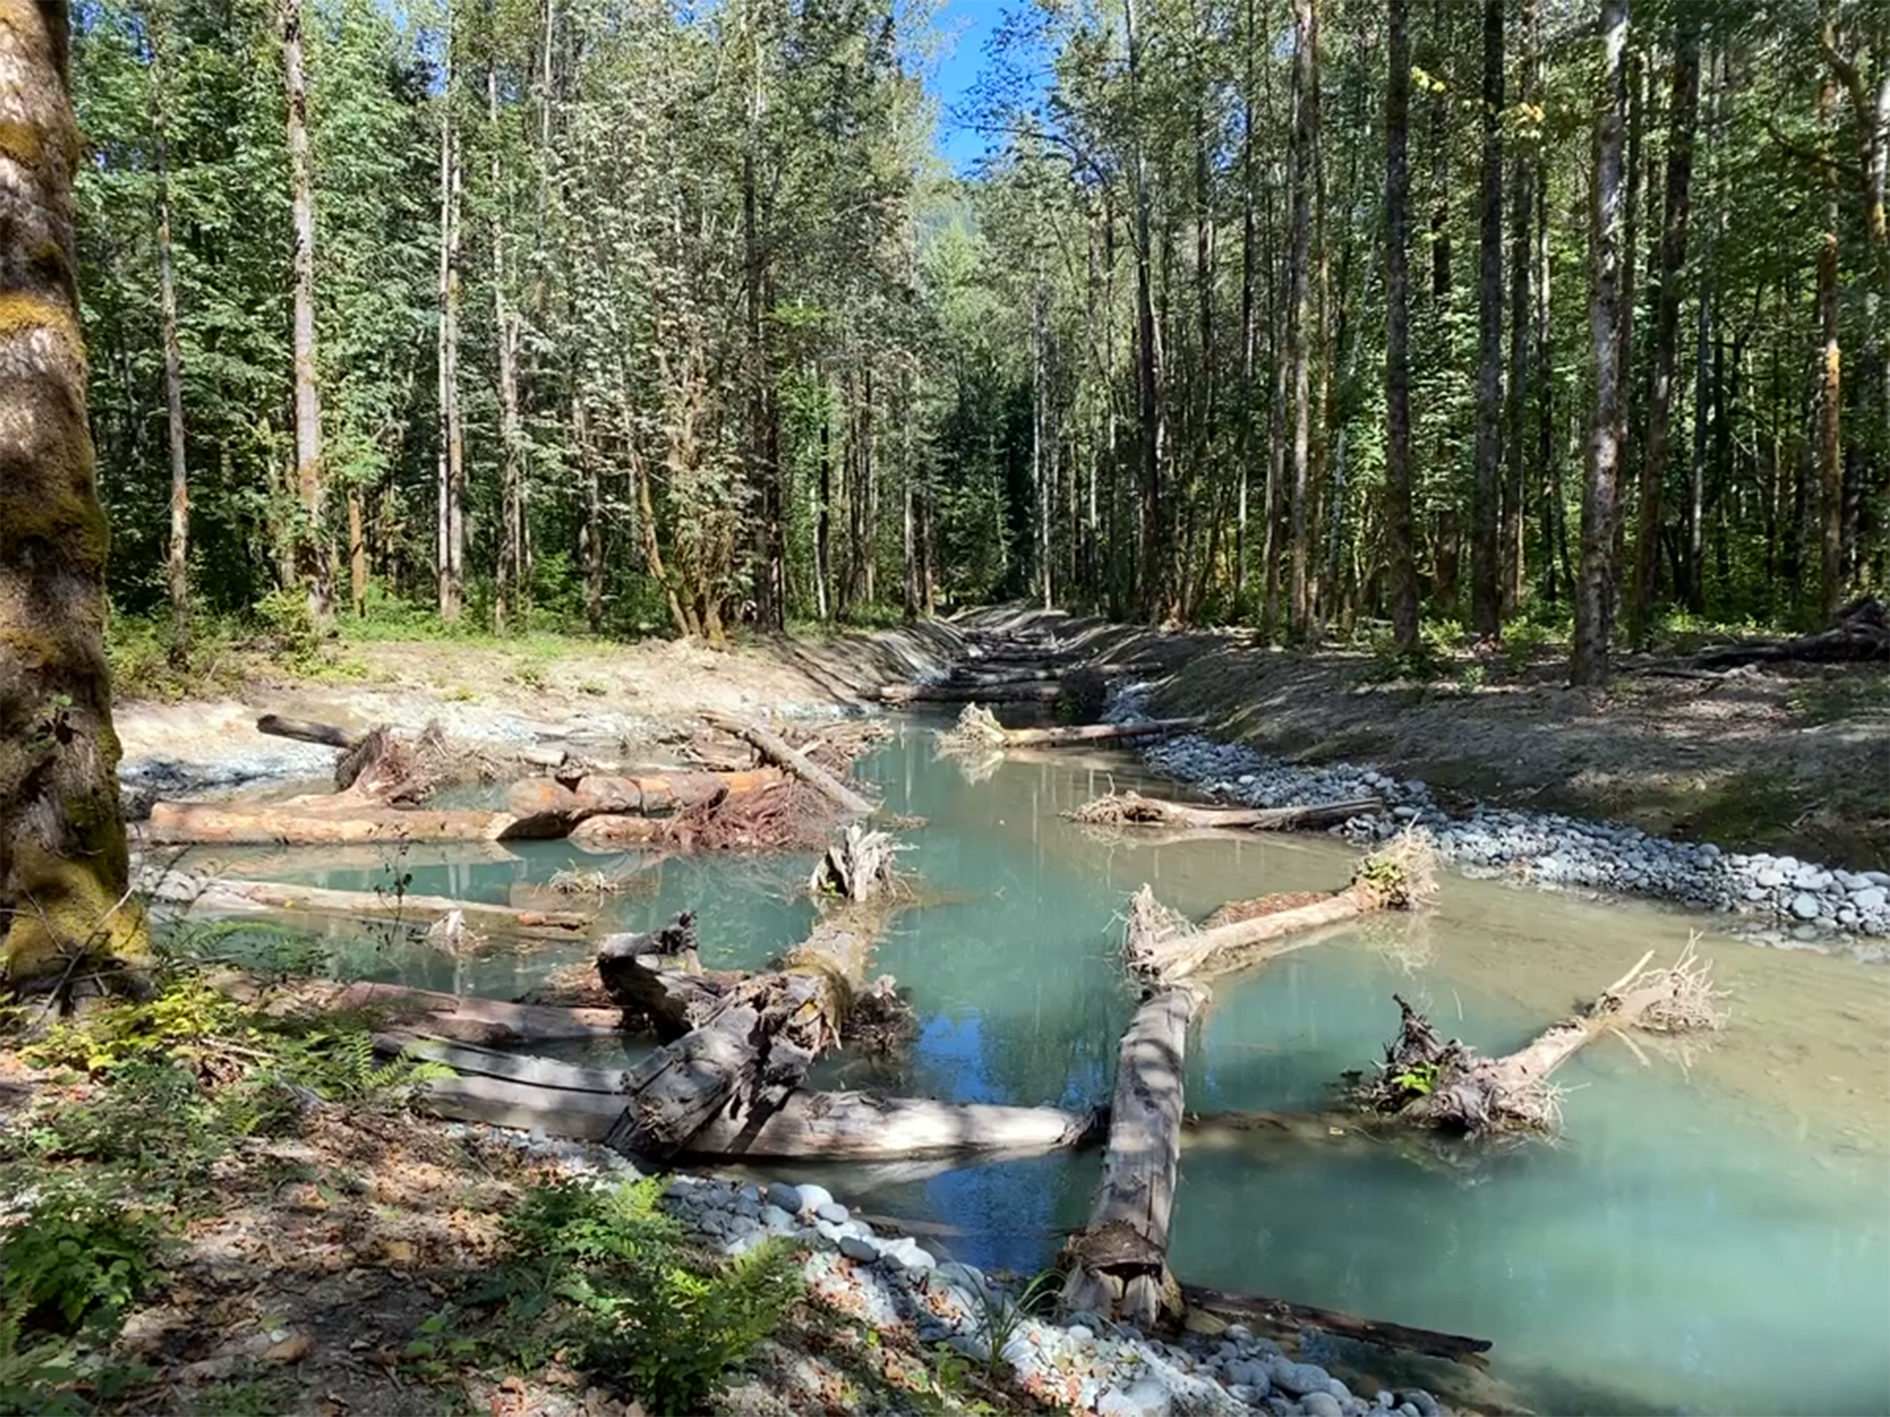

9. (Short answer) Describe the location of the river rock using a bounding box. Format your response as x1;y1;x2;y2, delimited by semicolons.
793;1182;835;1213
1853;887;1887;914
765;1182;803;1214
815;1201;849;1225
1400;1392;1442;1417
1789;892;1822;920
1098;1376;1173;1417
1224;1359;1271;1391
1755;867;1786;888
838;1234;878;1264
758;1204;795;1232
1269;1359;1335;1398
1300;1396;1344;1417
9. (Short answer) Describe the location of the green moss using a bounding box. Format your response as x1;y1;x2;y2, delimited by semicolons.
2;827;148;994
0;118;42;172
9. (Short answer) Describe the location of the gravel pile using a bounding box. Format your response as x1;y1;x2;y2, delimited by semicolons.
469;1129;1456;1417
1105;685;1890;954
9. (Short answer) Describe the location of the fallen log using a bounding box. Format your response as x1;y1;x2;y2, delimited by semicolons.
504;768;787;838
939;704;1206;752
568;815;665;851
1069;790;1384;833
702;712;876;817
1352;941;1725;1135
403;1046;1093;1159
316;980;622;1045
600;829;910;1160
257;713;354;749
142;800;523;846
1691;596;1888;668
1180;1283;1492;1366
139;869;591;941
1060;986;1205;1327
881;679;1063;704
1125;836;1438;986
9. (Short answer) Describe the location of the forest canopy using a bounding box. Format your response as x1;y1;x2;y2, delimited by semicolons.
71;0;1888;676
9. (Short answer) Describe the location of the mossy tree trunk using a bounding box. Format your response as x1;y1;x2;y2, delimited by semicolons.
0;0;149;998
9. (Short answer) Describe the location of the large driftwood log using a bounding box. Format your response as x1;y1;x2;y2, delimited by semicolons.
940;704;1207;752
1125;837;1438;986
1061;986;1205;1327
257;713;354;748
882;679;1064;704
702;713;876;817
1354;942;1725;1135
139;869;590;941
598;830;909;1160
399;1040;1094;1159
141;800;523;846
505;768;785;837
1691;596;1888;668
1070;790;1384;833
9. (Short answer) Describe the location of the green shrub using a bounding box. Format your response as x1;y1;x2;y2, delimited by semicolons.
483;1178;802;1412
0;1191;163;1338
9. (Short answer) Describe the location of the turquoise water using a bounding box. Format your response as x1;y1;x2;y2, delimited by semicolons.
203;725;1890;1416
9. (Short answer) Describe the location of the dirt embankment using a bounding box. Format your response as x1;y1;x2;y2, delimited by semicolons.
970;607;1890;872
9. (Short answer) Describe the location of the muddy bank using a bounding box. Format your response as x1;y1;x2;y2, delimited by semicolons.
114;622;966;809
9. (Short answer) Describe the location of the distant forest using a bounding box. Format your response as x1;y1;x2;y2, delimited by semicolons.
72;0;1888;681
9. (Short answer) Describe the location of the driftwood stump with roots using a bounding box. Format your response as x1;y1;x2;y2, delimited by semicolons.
1352;939;1726;1135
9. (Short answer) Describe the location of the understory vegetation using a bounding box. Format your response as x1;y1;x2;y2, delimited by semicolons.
0;964;804;1414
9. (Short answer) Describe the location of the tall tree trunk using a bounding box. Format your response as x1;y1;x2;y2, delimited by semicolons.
1034;276;1052;608
1125;0;1165;620
491;56;524;636
1236;5;1256;617
152;21;190;651
578;393;602;632
1573;0;1630;687
1629;21;1699;643
1535;168;1558;604
1504;0;1538;617
815;399;831;620
283;0;330;628
1817;231;1844;619
0;0;149;995
1427;0;1451;301
1471;0;1505;640
1385;0;1419;654
1287;0;1318;640
436;5;465;625
1685;45;1721;612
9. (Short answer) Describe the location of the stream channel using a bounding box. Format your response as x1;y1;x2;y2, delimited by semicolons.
182;719;1890;1417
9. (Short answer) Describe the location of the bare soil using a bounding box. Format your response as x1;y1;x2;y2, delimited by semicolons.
978;608;1890;872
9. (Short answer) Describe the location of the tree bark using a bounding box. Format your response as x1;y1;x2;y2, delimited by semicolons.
1384;0;1419;654
283;0;331;629
0;0;150;997
1629;23;1699;643
1504;0;1538;617
1125;0;1165;622
1471;0;1505;641
1572;0;1631;687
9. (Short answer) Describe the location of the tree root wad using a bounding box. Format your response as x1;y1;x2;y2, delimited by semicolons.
1350;940;1726;1136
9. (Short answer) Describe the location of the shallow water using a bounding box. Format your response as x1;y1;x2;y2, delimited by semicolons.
209;725;1890;1416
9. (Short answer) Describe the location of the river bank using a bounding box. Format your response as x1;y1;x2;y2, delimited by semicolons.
944;607;1889;954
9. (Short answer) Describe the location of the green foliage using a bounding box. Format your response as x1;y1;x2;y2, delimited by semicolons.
965;1269;1062;1382
0;1191;164;1338
1392;1063;1441;1096
106;613;245;702
466;1177;802;1412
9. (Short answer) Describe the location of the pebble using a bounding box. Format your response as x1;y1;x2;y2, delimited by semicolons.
765;1182;803;1214
837;1234;879;1263
793;1182;835;1213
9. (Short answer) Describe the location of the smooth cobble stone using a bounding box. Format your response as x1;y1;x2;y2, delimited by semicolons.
765;1182;802;1214
1269;1360;1336;1398
1300;1395;1345;1417
793;1182;834;1213
814;1201;849;1225
758;1204;794;1232
1098;1377;1174;1417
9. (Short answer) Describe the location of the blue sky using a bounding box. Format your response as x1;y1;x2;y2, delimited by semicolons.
929;0;1007;173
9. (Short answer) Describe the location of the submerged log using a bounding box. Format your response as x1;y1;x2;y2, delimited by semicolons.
1070;790;1384;833
139;869;591;941
1355;942;1725;1135
142;800;522;846
1125;836;1439;986
568;814;665;851
1180;1283;1492;1365
703;712;876;818
1061;986;1205;1327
